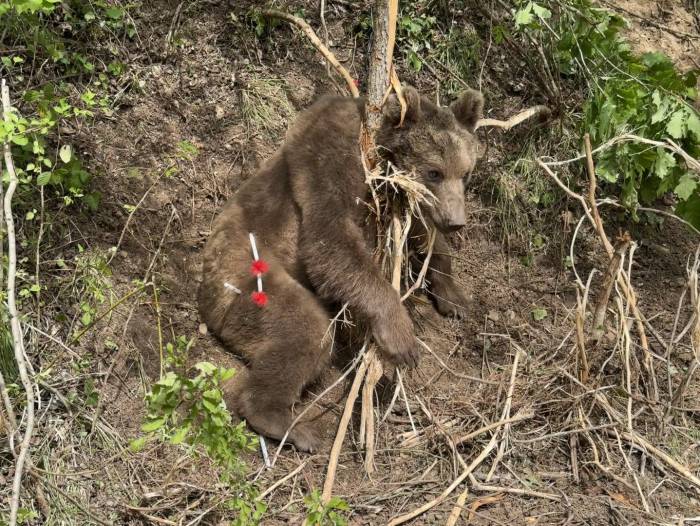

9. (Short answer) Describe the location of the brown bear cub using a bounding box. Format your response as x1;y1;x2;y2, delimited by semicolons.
198;86;484;452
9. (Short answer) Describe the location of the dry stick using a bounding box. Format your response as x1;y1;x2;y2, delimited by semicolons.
360;348;383;474
575;289;589;385
583;134;613;256
453;410;534;446
474;105;551;131
572;271;598;481
361;200;402;474
261;9;359;98
388;348;524;526
321;345;370;502
469;479;560;501
400;227;436;301
445;488;468;526
616;296;634;431
3;78;36;526
591;233;631;342
485;343;523;482
257;459;310;500
543;134;700;175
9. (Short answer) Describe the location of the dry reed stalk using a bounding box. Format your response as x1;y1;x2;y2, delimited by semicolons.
591;233;631;342
321;344;370;502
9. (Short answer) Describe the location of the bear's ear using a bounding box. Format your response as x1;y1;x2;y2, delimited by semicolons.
383;85;422;126
450;89;484;132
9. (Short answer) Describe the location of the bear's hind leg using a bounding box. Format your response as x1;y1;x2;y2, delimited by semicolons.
220;272;332;453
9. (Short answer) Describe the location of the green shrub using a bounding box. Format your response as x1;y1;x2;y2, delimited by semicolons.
135;335;266;525
513;0;700;226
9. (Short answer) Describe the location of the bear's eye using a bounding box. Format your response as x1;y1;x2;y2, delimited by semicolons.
426;170;444;183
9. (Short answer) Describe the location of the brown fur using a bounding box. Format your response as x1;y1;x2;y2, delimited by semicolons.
198;86;483;452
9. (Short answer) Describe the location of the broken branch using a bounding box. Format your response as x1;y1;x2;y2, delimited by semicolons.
474;105;550;131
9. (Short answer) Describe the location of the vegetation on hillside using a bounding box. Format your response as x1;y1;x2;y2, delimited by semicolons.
1;0;699;524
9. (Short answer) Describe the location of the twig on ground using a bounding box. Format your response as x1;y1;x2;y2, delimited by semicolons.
258;459;310;501
469;478;560;501
418;338;499;385
445;488;469;526
454;410;533;446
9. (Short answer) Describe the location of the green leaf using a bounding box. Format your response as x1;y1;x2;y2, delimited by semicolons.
687;111;700;141
674;174;697;201
650;91;670;124
170;424;190;445
514;4;534;28
129;436;148;452
532;3;552;19
653;148;676;179
59;144;72;163
666;110;686;139
105;6;124;19
195;362;217;375
532;307;548;321
11;135;28;146
142;418;166;432
37;172;51;186
202;398;220;413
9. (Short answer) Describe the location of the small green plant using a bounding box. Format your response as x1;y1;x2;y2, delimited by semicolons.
136;335;265;525
532;307;548;321
176;140;199;161
67;248;113;334
304;490;349;526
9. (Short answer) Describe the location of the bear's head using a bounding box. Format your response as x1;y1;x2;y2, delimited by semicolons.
377;86;484;233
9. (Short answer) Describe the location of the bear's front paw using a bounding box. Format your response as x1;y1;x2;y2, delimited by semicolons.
372;306;420;368
431;280;470;319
